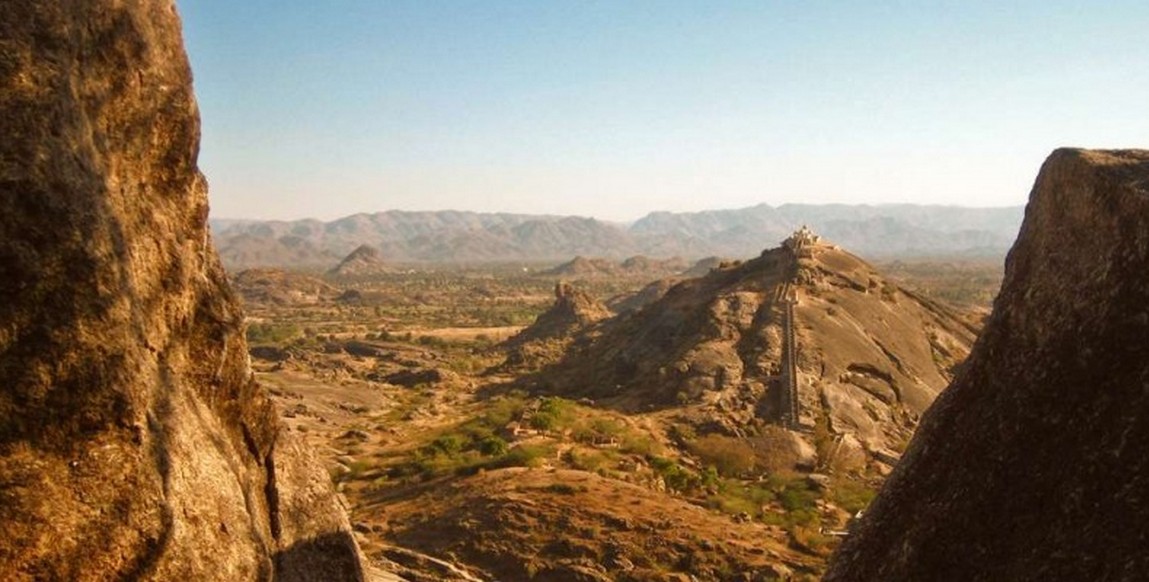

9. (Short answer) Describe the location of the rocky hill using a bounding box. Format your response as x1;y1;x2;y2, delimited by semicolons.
513;237;978;456
825;149;1149;580
501;283;612;371
232;268;340;306
539;256;622;278
0;2;365;579
328;244;392;277
211;205;1023;269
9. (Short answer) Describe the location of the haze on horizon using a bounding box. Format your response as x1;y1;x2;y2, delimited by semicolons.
180;1;1149;222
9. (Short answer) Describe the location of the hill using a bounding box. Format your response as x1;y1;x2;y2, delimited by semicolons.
539;256;621;278
233;268;340;306
329;244;392;277
372;467;816;580
210;205;1024;269
826;149;1149;580
511;232;978;456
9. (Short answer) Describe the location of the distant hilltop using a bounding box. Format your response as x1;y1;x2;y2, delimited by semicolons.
210;203;1024;269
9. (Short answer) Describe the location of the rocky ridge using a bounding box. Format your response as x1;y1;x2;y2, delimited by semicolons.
0;2;365;579
211;205;1023;269
825;148;1149;580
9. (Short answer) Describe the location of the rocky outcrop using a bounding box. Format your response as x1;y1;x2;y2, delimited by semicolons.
328;244;390;277
498;283;612;372
505;283;611;348
0;2;363;579
825;149;1149;580
517;243;976;454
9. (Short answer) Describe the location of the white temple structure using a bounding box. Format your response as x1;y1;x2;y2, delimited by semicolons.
784;225;820;250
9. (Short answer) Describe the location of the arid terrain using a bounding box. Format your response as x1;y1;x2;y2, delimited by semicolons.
237;242;1002;580
4;2;1145;581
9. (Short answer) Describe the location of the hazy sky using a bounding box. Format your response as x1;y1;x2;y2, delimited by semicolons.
180;1;1149;222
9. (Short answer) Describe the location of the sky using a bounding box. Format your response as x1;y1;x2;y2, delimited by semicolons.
179;1;1149;222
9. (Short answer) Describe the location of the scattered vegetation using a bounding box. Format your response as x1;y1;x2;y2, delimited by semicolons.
246;261;924;575
245;322;302;345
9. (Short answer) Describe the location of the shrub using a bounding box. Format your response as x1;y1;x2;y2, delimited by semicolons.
830;479;878;514
530;397;574;432
620;433;660;457
689;434;757;477
425;433;466;457
477;435;509;456
751;425;802;474
701;466;720;489
779;482;819;515
543;483;580;495
650;456;701;493
501;444;554;468
571;416;623;443
475;393;528;429
709;479;775;516
564;449;612;472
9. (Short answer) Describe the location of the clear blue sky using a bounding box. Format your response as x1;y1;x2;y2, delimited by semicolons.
179;1;1149;221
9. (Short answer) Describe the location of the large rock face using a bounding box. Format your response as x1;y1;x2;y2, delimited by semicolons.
825;149;1149;580
0;2;363;579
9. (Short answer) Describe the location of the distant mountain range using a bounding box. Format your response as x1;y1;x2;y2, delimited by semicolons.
209;204;1024;269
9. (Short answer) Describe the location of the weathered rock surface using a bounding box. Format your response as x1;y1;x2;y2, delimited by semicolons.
825;149;1149;581
0;2;364;579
